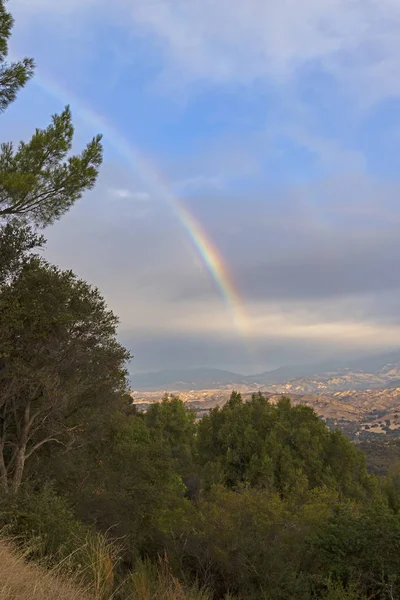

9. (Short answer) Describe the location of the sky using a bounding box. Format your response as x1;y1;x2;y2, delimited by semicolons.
4;0;400;375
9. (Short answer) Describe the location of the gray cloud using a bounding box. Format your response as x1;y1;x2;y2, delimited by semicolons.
234;230;400;302
158;173;400;305
124;328;400;377
41;163;400;372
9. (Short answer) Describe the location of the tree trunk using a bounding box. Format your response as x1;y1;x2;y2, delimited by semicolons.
11;446;26;492
0;442;8;493
11;403;30;492
0;406;9;492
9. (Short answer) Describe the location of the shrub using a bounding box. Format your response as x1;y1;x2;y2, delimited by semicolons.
0;484;88;563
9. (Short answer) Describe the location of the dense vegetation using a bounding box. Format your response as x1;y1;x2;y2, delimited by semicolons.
3;3;400;599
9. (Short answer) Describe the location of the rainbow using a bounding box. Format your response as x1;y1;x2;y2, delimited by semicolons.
32;72;248;335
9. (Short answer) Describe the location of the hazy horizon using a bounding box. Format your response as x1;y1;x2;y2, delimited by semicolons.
129;347;400;378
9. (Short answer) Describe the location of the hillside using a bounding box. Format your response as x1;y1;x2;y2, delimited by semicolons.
131;386;400;441
131;352;400;394
0;542;88;600
267;369;400;394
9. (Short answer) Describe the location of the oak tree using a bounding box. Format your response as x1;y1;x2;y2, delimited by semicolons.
0;258;130;492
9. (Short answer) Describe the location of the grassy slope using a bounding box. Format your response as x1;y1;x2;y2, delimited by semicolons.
0;541;211;600
0;542;89;600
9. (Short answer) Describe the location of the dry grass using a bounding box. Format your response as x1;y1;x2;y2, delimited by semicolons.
0;541;90;600
75;533;118;600
0;539;212;600
129;555;211;600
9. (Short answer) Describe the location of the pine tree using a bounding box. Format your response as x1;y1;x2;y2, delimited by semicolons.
0;0;103;227
0;0;34;113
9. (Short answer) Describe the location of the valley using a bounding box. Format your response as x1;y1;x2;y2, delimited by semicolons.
131;385;400;441
131;352;400;440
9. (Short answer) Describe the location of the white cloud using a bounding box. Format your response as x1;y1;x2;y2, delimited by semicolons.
110;189;131;199
117;0;400;104
109;188;150;202
12;0;400;105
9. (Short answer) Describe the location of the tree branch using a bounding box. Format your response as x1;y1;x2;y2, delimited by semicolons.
27;407;46;430
25;436;66;460
5;446;18;472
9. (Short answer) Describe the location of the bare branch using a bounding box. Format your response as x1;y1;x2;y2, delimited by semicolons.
25;436;66;460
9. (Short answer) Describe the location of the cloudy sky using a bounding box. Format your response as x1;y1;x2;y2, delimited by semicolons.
5;0;400;375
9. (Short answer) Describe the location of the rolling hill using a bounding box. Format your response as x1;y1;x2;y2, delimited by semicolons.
131;385;400;441
131;351;400;393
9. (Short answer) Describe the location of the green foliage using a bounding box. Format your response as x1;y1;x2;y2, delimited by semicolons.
21;392;384;599
0;1;102;228
167;485;289;598
40;410;188;560
320;580;368;600
0;0;34;112
145;396;198;495
0;220;44;285
0;257;130;491
197;392;372;500
0;107;103;226
0;389;395;600
381;460;400;513
304;503;400;599
0;484;121;597
166;484;344;599
145;396;196;462
0;483;88;562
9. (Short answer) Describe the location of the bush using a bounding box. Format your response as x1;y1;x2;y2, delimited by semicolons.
0;485;123;597
165;485;344;600
304;503;400;599
0;484;88;563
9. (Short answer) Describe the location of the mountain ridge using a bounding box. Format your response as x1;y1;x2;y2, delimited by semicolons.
131;350;400;392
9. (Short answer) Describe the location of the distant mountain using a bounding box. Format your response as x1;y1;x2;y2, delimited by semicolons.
131;350;400;392
264;352;400;394
251;351;400;385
